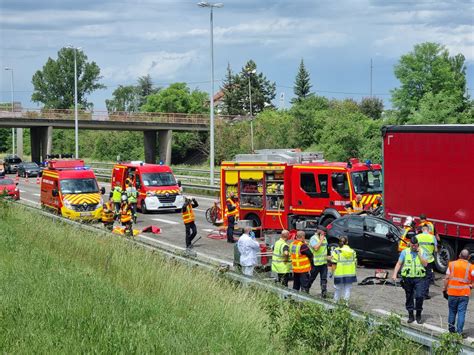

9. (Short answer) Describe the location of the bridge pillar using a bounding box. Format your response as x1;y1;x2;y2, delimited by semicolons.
143;130;157;164
16;128;24;160
158;129;172;165
30;126;53;163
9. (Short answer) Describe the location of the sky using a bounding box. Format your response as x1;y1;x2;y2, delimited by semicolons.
0;0;473;111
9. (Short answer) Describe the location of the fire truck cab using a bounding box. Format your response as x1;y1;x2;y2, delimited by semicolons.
40;159;104;221
220;149;382;235
111;162;184;213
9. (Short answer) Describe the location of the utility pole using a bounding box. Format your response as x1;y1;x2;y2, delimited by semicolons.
4;67;15;155
370;58;373;97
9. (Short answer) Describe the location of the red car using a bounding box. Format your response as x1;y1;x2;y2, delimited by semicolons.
0;178;20;200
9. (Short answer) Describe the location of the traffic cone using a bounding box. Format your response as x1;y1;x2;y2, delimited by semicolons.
36;176;40;184
25;172;29;183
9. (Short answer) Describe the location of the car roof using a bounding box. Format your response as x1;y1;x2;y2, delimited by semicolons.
339;214;400;228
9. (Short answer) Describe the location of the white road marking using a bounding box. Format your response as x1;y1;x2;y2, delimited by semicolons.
202;228;214;232
151;218;179;225
193;196;217;202
194;208;207;212
33;193;40;196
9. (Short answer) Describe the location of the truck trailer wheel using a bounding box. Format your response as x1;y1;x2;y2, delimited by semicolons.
434;241;454;273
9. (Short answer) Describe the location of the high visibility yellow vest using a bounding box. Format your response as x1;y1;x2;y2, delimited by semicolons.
126;186;138;203
182;204;195;224
120;206;132;223
226;198;239;217
272;238;291;274
417;233;435;263
309;234;328;266
101;201;115;223
112;186;122;202
401;251;425;278
332;245;357;284
290;240;311;273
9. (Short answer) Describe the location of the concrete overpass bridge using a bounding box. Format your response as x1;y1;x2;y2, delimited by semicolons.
0;109;223;164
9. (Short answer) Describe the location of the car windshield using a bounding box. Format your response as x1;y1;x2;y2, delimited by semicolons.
60;179;99;194
0;179;14;185
142;172;176;187
351;169;383;194
9;158;21;164
24;163;38;168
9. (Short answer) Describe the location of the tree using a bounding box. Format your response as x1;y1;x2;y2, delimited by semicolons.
292;59;312;103
137;75;159;107
31;48;105;109
106;85;139;113
359;97;384;120
221;60;276;116
391;42;468;120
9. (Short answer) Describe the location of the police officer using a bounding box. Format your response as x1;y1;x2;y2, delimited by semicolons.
271;230;292;286
308;227;329;298
331;236;357;302
392;236;429;324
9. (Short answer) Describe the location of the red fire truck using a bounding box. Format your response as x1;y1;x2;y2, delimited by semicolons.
382;125;474;271
220;149;382;235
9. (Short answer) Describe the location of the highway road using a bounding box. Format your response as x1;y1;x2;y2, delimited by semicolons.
10;174;474;342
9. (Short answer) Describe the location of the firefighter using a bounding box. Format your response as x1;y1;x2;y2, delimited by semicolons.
182;196;199;250
443;249;474;336
331;236;357;302
225;192;239;243
119;194;133;237
417;214;440;242
271;229;292;286
369;196;383;213
308;227;329;298
112;182;123;218
399;216;416;252
125;178;138;223
290;231;313;293
417;224;438;299
392;236;429;324
345;194;364;214
101;193;115;231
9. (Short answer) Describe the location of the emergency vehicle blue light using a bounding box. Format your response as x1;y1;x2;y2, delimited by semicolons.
365;159;372;167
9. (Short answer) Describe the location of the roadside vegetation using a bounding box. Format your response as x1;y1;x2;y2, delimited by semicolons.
2;201;463;353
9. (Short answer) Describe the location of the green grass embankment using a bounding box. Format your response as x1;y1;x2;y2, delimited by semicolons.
0;203;278;353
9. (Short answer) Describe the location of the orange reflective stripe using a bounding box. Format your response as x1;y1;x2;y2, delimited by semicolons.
226;198;239;217
182;205;195;224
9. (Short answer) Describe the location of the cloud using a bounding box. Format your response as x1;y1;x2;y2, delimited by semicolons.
102;50;200;82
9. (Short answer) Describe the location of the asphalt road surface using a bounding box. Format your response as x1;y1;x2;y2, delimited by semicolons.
11;174;474;342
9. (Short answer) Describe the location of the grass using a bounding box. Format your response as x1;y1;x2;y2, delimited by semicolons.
0;202;280;353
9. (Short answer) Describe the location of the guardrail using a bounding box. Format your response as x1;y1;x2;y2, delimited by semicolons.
0;109;235;125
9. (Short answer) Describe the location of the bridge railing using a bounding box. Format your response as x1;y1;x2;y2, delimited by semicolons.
0;108;234;125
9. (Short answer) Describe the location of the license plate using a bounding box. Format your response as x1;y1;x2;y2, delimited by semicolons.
162;203;174;207
80;212;92;217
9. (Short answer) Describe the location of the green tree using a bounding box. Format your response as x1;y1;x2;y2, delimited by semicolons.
221;60;276;116
31;48;105;109
292;59;312;103
106;85;139;113
391;42;468;120
359;97;384;120
137;75;160;107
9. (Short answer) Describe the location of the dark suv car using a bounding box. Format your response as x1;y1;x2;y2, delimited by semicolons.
3;155;22;174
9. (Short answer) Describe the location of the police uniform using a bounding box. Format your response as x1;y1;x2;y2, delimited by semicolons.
271;237;291;286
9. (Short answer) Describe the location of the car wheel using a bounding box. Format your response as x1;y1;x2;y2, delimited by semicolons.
434;240;454;273
141;200;148;214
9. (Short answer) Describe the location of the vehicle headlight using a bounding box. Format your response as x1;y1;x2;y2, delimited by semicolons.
63;199;72;209
176;195;184;202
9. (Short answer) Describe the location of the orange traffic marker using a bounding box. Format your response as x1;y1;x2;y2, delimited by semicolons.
15;172;19;182
36;176;40;184
25;172;29;183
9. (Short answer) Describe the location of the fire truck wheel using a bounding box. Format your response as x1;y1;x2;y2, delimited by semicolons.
434;241;454;273
141;201;149;214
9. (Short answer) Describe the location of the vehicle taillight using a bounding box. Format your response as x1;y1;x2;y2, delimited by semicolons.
326;223;333;230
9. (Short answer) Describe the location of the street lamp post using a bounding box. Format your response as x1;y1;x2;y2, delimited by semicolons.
4;67;15;155
246;68;256;152
198;1;223;186
67;45;81;159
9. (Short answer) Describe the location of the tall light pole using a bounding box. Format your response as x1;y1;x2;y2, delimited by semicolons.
67;45;81;159
246;68;256;153
198;1;223;186
4;67;15;155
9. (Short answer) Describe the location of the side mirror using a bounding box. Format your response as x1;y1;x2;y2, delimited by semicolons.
101;187;106;195
52;189;59;197
177;180;182;187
